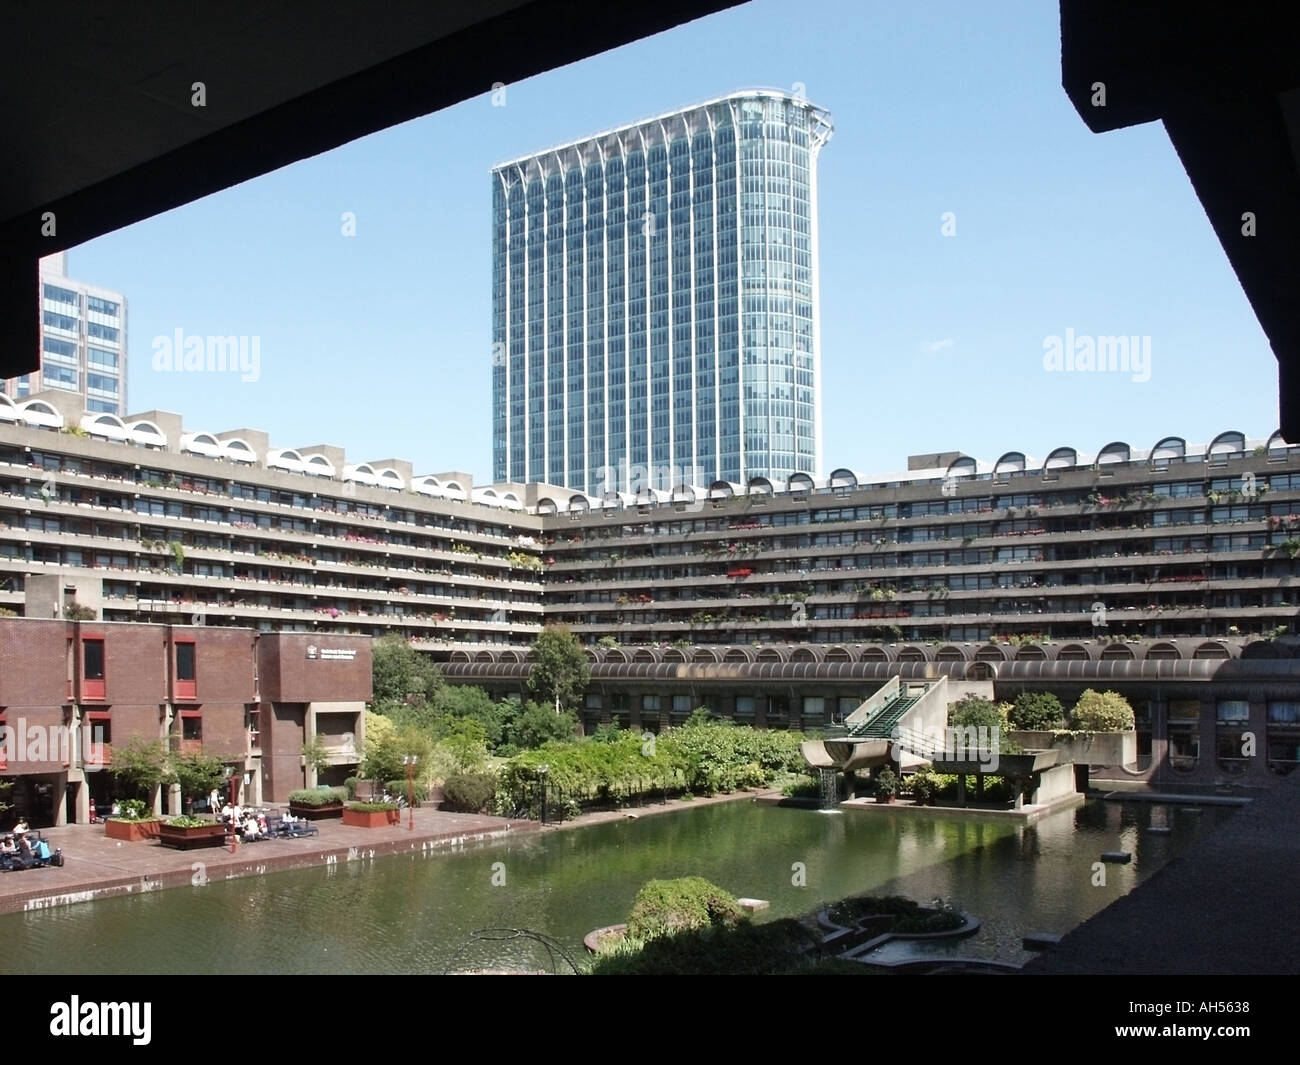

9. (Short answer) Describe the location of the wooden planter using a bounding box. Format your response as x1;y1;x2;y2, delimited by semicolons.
342;807;400;828
158;822;227;849
288;802;344;820
104;819;162;842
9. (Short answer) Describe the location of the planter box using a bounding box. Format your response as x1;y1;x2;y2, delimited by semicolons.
1008;730;1138;767
104;819;162;842
288;802;343;820
342;808;401;828
158;822;227;849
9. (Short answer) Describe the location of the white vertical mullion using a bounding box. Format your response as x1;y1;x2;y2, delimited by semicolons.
730;99;743;485
809;112;826;480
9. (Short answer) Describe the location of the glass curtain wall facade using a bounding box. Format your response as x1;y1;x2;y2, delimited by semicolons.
4;254;127;415
492;90;833;494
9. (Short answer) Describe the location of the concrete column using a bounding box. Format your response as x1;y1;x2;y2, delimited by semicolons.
150;782;164;818
54;773;70;826
166;781;181;817
1246;699;1269;785
70;776;88;825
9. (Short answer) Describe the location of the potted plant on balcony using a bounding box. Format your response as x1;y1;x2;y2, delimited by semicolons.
288;786;347;819
342;801;401;828
874;768;899;804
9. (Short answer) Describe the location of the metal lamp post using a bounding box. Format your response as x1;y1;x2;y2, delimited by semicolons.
404;755;418;831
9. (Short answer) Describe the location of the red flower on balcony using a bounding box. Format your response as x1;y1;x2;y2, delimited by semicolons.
727;567;753;578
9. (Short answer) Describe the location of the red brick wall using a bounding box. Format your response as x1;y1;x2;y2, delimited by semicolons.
178;628;257;703
263;701;306;801
1;706;70;774
0;619;68;705
84;623;167;704
257;634;371;703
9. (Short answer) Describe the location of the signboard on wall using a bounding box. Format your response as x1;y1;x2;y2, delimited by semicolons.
306;645;357;661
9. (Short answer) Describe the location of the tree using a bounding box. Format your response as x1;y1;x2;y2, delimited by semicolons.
527;625;590;712
301;735;332;776
370;634;443;705
361;722;434;783
172;750;226;809
1009;691;1066;731
508;700;579;750
1070;690;1135;731
111;737;172;802
946;695;1006;730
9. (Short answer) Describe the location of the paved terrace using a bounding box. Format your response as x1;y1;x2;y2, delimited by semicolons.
0;810;538;916
1024;773;1300;975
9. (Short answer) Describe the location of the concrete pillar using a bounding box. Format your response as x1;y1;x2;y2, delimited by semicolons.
166;781;181;817
150;782;164;818
70;776;88;825
54;773;70;826
1247;698;1269;785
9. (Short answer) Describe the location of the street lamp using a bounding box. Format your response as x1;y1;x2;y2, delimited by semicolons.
403;755;418;832
537;763;550;826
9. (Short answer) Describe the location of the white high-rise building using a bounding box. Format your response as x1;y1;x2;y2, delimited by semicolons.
4;253;127;415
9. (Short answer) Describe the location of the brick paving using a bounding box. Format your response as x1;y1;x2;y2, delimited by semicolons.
0;809;538;915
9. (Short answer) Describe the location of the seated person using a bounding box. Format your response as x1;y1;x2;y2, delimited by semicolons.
0;835;15;857
242;816;260;841
18;834;36;860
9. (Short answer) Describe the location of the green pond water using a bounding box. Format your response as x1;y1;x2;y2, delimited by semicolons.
2;798;1233;973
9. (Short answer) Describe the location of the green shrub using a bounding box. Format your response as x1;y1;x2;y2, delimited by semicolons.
1009;691;1065;731
625;877;746;942
947;695;1006;729
288;787;347;806
906;768;937;800
348;801;398;813
781;774;819;798
384;779;430;804
1070;689;1135;731
344;777;358;800
164;815;212;828
117;798;149;820
591;918;821;976
874;767;898;798
441;772;498;813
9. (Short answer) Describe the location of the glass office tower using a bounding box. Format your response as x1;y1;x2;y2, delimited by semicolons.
4;253;128;415
492;89;832;494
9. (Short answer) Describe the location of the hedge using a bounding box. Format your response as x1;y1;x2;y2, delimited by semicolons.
287;787;348;806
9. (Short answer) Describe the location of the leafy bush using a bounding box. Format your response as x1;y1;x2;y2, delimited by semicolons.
781;774;819;798
874;767;898;798
625;877;746;942
116;798;149;820
288;787;347;806
591;918;821;976
1009;691;1065;731
172;751;226;807
906;768;938;800
947;695;1006;729
828;895;924;922
1070;689;1135;731
441;772;498;813
164;816;213;828
344;777;358;800
347;801;398;813
507;700;579;750
384;779;430;804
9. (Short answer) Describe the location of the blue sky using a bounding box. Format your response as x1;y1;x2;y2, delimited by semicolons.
68;0;1278;481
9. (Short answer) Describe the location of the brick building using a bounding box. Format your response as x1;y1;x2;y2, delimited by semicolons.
0;618;368;826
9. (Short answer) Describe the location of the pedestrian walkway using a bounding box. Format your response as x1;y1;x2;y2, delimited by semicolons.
0;810;538;916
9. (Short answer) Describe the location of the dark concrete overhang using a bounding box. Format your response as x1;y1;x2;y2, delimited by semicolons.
0;0;742;377
1061;0;1300;438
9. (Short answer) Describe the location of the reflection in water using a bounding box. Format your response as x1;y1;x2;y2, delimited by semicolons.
1;799;1232;973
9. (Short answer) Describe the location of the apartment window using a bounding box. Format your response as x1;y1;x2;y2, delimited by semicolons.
642;695;661;712
1166;700;1200;773
82;638;106;700
734;695;756;719
181;712;202;743
175;640;197;700
802;696;825;722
